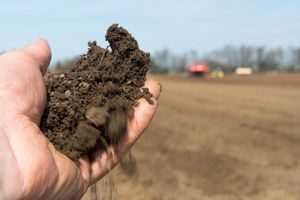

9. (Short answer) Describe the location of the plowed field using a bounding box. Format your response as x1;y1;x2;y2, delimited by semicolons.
83;73;300;200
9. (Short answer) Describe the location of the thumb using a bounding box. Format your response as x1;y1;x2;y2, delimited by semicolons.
22;39;52;75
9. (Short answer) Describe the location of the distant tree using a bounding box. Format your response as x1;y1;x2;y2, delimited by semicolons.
239;45;253;67
265;49;282;71
203;59;226;69
152;49;172;69
187;50;199;63
223;45;239;68
293;48;300;69
149;59;169;74
176;55;188;73
275;48;284;69
52;58;76;71
150;49;191;74
256;47;268;72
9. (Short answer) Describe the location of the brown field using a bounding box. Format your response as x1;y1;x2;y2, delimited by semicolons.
83;73;300;200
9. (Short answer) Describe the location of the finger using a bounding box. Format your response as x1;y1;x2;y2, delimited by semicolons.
89;97;159;183
89;79;161;183
89;148;114;184
125;98;158;147
22;39;51;75
78;156;91;186
104;99;158;175
144;79;161;100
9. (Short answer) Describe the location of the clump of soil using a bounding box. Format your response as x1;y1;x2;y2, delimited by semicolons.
40;24;153;161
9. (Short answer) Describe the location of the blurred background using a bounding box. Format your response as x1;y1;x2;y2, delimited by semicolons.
2;1;300;199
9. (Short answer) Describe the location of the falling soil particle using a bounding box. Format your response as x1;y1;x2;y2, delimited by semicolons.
40;24;153;161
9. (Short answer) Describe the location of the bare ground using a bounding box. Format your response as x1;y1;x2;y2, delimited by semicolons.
83;73;300;200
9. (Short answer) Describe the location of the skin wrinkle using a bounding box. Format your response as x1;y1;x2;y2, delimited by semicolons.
35;137;61;199
0;122;23;200
0;127;7;199
9;118;39;199
0;58;45;123
18;123;61;199
0;73;31;118
3;114;50;199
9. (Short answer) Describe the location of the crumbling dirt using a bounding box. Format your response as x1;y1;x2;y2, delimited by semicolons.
40;24;153;161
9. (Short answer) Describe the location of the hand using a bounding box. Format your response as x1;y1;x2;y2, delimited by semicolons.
0;40;160;200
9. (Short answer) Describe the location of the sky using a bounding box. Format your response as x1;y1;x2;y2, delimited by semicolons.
1;0;300;63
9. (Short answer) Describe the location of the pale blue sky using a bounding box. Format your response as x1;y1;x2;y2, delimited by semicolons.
1;0;300;63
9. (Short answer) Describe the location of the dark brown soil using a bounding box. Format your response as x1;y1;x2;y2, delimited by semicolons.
40;24;153;161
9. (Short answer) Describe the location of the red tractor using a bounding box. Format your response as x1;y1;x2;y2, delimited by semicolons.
185;63;209;77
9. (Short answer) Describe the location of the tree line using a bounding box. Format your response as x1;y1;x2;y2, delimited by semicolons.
150;46;300;74
50;45;300;74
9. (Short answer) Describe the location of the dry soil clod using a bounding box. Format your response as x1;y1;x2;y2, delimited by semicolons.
40;24;153;161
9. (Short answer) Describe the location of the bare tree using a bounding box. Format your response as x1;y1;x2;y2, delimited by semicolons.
293;48;300;69
239;45;253;67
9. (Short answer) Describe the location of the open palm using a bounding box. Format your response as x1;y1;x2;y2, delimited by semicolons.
0;40;160;200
